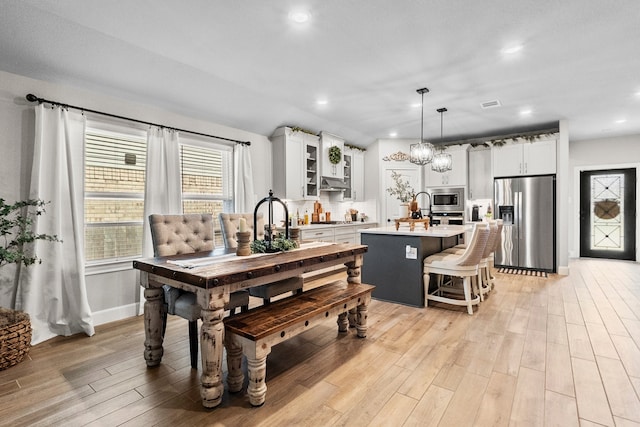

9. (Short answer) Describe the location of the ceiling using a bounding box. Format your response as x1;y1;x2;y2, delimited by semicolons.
1;1;639;147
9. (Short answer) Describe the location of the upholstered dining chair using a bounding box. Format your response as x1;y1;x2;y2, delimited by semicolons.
149;213;249;369
423;222;490;315
219;213;303;303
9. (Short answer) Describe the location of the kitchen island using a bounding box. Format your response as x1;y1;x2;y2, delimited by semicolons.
360;225;468;307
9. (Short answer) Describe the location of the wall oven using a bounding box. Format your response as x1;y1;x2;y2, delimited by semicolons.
430;187;465;213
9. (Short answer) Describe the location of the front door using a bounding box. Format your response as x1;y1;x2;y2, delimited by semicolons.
579;168;636;260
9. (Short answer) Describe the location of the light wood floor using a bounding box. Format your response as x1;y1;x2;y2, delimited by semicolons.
1;258;640;426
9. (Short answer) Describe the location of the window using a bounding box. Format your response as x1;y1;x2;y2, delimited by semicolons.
84;125;147;263
180;139;233;246
84;124;234;266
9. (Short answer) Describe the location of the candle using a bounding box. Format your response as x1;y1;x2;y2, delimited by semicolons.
238;217;247;232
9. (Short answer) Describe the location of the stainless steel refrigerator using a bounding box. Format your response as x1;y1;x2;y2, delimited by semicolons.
494;175;556;272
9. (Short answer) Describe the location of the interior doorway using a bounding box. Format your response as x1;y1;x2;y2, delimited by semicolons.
579;168;636;260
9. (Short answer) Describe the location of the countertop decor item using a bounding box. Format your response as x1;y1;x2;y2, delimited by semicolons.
236;231;251;256
252;189;289;253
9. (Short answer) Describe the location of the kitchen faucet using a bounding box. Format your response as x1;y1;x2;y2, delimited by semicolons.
413;191;432;223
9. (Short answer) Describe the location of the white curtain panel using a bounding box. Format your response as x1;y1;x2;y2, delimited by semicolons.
16;104;95;345
139;127;182;313
233;143;254;212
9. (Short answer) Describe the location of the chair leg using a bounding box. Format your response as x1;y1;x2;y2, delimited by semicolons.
188;320;198;369
463;277;474;315
423;270;431;307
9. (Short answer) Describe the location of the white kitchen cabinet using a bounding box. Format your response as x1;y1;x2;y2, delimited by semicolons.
426;145;468;187
300;226;334;243
467;147;492;199
271;126;319;200
492;138;556;177
334;225;356;244
342;148;364;201
300;223;377;244
320;131;345;179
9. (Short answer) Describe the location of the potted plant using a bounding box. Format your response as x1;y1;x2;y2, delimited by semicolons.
1;198;60;370
386;171;415;218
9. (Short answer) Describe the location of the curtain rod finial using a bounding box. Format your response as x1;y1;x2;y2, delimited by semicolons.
26;94;39;103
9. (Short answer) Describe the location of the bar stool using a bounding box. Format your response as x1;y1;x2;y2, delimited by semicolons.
423;223;490;314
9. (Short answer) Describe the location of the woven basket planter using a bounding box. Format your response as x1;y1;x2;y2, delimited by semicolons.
0;307;32;370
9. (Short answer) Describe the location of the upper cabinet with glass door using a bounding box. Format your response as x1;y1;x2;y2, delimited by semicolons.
343;147;365;201
271;126;319;200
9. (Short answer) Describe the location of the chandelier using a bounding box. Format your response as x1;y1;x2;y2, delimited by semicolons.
431;107;453;172
410;88;435;166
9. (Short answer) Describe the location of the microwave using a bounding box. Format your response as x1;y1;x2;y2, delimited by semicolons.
430;187;465;212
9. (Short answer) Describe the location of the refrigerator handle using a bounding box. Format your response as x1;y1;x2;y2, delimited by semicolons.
516;191;522;240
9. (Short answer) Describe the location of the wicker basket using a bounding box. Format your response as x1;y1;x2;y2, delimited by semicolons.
0;307;32;370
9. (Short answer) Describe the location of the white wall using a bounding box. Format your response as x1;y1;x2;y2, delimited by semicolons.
0;70;272;321
568;134;640;261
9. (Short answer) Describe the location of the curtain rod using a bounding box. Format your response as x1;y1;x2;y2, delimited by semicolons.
25;94;251;146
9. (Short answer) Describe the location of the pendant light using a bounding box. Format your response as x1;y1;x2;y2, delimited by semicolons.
431;107;453;173
410;88;435;166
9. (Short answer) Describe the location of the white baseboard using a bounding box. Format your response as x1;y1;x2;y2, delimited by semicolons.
91;303;140;326
558;266;570;276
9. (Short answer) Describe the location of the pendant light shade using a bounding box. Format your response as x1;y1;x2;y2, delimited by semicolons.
431;107;453;173
410;88;435;166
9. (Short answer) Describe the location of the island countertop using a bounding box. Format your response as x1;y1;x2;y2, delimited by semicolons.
359;224;469;238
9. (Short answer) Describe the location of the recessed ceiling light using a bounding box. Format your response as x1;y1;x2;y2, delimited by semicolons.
288;11;311;23
411;103;421;108
389;132;398;138
615;118;626;124
519;109;532;116
502;44;523;55
316;99;328;106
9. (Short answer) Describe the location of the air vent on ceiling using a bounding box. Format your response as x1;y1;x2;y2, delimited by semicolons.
480;100;502;109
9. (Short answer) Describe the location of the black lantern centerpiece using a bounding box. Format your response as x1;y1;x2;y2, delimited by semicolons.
251;190;297;253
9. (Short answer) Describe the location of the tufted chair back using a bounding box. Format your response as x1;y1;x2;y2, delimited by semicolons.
454;222;490;267
219;213;265;249
149;214;214;256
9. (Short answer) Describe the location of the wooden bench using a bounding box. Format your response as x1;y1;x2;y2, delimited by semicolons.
223;279;375;406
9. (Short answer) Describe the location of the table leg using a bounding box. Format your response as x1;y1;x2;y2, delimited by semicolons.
199;307;225;408
356;302;369;338
346;255;363;327
247;355;269;406
337;312;349;332
225;332;244;393
143;287;165;367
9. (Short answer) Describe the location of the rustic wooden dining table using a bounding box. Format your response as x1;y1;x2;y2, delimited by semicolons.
133;242;368;408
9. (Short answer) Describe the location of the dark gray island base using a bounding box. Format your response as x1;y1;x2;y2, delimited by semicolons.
360;226;467;307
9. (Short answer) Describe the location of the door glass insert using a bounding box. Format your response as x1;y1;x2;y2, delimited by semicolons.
590;173;624;251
